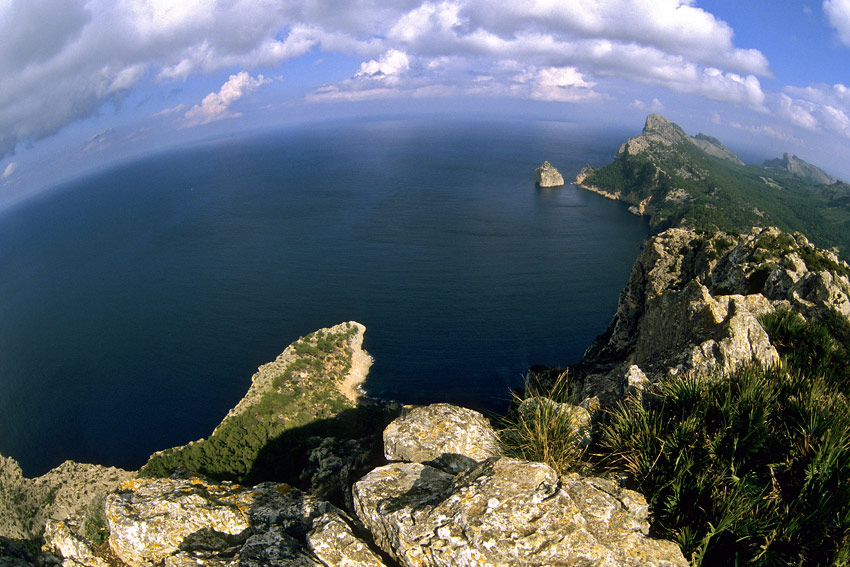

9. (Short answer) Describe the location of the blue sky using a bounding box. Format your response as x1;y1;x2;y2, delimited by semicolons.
2;0;850;207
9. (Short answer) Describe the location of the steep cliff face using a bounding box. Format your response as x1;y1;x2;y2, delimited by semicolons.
763;152;837;185
534;161;565;187
0;454;132;542
574;226;850;406
575;114;850;253
6;224;849;567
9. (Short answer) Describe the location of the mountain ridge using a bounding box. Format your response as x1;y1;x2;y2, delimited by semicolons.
575;114;850;253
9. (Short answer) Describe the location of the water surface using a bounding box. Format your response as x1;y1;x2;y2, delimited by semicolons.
0;118;647;475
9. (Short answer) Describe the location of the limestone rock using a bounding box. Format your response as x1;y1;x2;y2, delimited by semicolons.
631;281;779;377
43;519;109;567
353;457;688;567
0;453;132;542
573;226;850;405
307;510;387;567
535;161;564;187
105;476;382;567
382;404;500;469
106;477;253;567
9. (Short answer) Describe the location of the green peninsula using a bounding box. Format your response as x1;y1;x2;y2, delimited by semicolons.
576;114;850;253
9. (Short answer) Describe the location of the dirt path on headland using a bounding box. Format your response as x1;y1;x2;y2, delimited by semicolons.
339;327;373;403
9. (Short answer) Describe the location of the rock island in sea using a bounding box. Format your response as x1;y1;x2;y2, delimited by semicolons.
535;160;564;187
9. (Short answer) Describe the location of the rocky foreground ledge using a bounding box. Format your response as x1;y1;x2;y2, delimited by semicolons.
3;225;850;566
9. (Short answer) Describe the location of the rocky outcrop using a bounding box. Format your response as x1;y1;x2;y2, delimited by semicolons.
618;114;742;166
764;152;837;185
353;408;688;567
218;321;370;431
383;404;500;470
575;226;850;405
103;476;386;567
535;161;564;187
691;133;744;165
0;454;132;542
140;321;392;491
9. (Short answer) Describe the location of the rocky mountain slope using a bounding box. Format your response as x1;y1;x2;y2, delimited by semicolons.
2;224;849;566
575;114;850;253
570;225;850;407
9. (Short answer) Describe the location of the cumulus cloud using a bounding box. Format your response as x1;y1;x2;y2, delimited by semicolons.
184;72;270;126
314;1;770;107
0;0;775;159
776;83;850;139
631;98;664;112
356;49;411;84
728;120;804;144
824;0;850;45
1;162;17;179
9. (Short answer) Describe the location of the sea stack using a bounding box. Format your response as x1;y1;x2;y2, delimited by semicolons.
535;161;565;187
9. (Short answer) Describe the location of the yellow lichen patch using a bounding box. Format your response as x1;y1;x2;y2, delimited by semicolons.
275;484;291;495
119;478;146;491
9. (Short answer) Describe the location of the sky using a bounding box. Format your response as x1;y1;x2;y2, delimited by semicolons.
2;0;850;207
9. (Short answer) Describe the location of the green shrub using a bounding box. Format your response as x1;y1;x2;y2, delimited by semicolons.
498;372;589;474
597;361;850;566
759;309;850;386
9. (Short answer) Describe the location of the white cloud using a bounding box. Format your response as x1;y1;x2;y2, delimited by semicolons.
515;66;598;102
777;83;850;138
356;49;411;83
150;103;187;118
1;162;17;179
184;72;270;126
824;0;850;45
631;98;664;112
0;0;776;159
728;120;804;144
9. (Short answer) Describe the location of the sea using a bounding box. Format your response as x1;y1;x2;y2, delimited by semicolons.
0;117;648;476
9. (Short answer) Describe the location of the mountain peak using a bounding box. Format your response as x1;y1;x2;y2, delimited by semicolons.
642;114;689;143
764;153;837;185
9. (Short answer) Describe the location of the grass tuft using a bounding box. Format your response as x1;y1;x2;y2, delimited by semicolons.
498;371;590;474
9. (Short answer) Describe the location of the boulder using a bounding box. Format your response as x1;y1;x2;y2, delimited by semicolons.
43;519;109;567
535;161;565;187
382;404;500;470
105;476;384;567
353;457;689;567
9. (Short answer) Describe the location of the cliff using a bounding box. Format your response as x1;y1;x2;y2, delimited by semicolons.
763;152;837;185
3;226;850;566
575;114;850;253
571;226;850;406
535;161;564;187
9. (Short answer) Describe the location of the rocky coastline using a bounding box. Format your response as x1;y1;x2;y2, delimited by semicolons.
2;224;850;566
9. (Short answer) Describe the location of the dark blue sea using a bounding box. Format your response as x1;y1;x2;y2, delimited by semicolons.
0;118;647;476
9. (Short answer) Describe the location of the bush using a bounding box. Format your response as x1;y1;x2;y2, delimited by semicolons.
498;372;590;474
597;362;850;566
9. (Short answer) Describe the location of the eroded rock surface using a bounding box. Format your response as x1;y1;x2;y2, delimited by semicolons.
575;226;850;405
104;476;385;567
535;161;565;187
0;454;132;542
354;457;688;567
383;403;500;470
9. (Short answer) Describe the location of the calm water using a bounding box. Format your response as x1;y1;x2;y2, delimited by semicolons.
0;118;647;475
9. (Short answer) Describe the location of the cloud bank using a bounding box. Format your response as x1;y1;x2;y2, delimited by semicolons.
3;0;850;160
184;72;270;126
